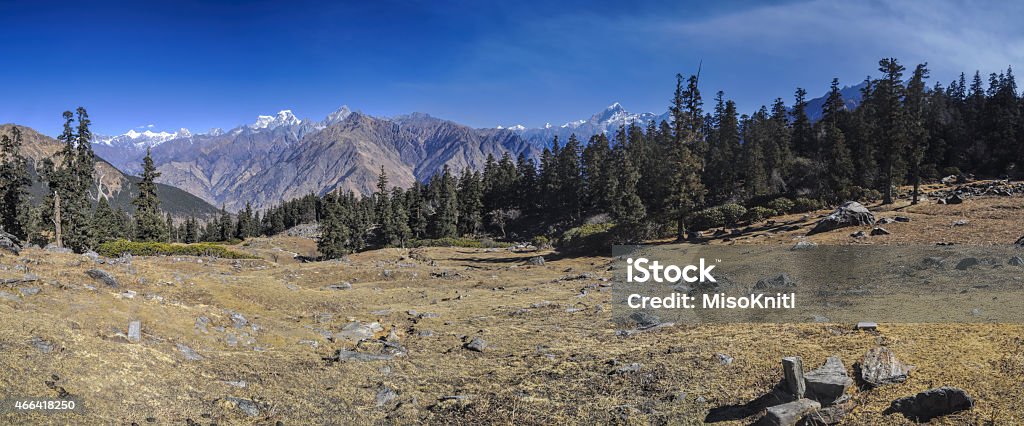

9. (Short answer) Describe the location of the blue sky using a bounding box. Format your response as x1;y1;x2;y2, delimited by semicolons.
2;0;1023;136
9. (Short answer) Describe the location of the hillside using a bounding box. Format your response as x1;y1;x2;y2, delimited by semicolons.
1;124;220;219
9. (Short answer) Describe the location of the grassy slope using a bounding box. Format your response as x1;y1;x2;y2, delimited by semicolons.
0;183;1022;424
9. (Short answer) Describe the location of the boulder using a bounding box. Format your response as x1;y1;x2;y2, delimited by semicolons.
1009;256;1024;266
85;269;119;288
894;216;911;223
792;241;817;250
325;282;352;290
859;347;911;387
943;194;964;204
955;257;979;270
759;398;820;426
1016;235;1024;248
336;321;383;342
176;343;203;360
782;357;806;398
803;356;853;405
527;256;545;266
0;231;21;255
887;387;974;422
808;202;875;235
870;227;890;236
127;321;142;343
464;337;487;352
754;273;797;291
850;231;866;238
44;243;73;254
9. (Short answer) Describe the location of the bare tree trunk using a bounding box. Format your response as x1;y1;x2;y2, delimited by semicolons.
53;191;62;248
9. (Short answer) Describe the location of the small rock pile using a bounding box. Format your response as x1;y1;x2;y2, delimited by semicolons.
808;202;875;235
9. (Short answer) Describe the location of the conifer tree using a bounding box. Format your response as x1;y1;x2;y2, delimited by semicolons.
874;58;908;204
0;127;32;240
133;148;168;242
905;64;931;204
668;73;706;240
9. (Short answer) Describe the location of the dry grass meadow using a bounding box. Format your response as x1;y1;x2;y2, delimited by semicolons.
2;183;1023;425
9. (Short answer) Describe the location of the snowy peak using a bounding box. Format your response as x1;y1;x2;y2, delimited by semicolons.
323;105;353;126
250;110;302;130
95;128;192;148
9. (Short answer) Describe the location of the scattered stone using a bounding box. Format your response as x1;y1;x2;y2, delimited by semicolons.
527;256;545;266
416;330;434;337
943;194;964;204
230;312;248;328
0;291;19;302
128;321;142;343
224;380;247;388
628;311;662;328
85;269;119;288
951;219;970;226
715;353;734;365
0;231;22;255
804;356;853;405
761;398;821;426
610;362;642;375
44;243;73;254
870;227;890;236
417;312;440;319
375;386;399;407
754;273;797;290
464;337;487;352
329;349;394;362
791;241;817;250
859;347;911;387
195;316;210;333
850;231;866;238
1016;235;1024;247
336;321;383;341
224;397;260;417
887;387;974;422
894;216;911;222
82;251;101;262
29;336;54;353
325;282;352;290
808;202;875;235
955;257;980;270
855;322;878;331
176;343;203;360
17;287;40;296
969;308;982;316
922;257;945;268
1009;256;1024;266
781;357;805;398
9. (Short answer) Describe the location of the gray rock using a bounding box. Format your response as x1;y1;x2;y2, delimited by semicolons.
894;216;911;222
944;194;964;204
44;243;73;254
887;387;974;422
17;287;40;296
0;291;19;302
859;347;911;387
855;322;878;331
325;282;352;290
85;269;119;288
877;217;895;224
1009;256;1024;266
0;231;21;255
791;241;817;250
527;256;545;266
761;398;820;426
230;312;247;328
952;219;969;226
375;386;399;407
336;321;383;341
176;343;203;360
782;357;806;398
225;397;260;417
715;353;734;365
849;231;866;238
808;202;875;235
754;273;797;290
82;251;101;262
417;330;434;337
128;321;142;343
628;311;662;328
29;336;54;353
611;362;642;375
804;356;853;405
870;227;890;236
464;337;487;352
331;349;394;362
955;257;980;270
195;316;210;333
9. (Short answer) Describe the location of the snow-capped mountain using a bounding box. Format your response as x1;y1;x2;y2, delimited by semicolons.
501;102;671;148
250;110;302;130
94;128;192;148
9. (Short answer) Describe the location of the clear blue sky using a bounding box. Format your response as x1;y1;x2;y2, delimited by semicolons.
2;0;1022;136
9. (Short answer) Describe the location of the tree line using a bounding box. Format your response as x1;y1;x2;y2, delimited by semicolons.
1;57;1022;256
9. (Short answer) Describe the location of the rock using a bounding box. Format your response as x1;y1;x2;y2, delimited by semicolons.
29;336;54;353
715;353;734;365
44;243;73;254
628;311;662;328
859;347;911;387
760;398;820;426
82;251;101;262
176;343;203;360
855;322;878;331
804;356;853;405
375;386;399;407
781;357;805;398
85;269;119;288
0;231;21;255
808;202;875;235
464;337;487;352
802;405;847;425
325;282;352;290
952;219;969;226
944;194;964;204
330;349;394;362
870;227;890;236
224;397;260;417
128;321;142;343
850;231;866;238
1009;256;1024;266
610;362;642;375
230;312;248;328
195;316;210;333
17;287;40;296
922;257;945;268
336;321;383;341
941;174;958;185
0;291;19;302
791;241;817;250
955;257;980;270
527;256;545;266
876;217;895;224
894;216;911;222
887;387;974;422
754;273;797;290
1016;235;1024;247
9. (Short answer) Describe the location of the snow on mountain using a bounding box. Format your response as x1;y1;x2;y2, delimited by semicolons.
250;110;302;130
94;128;192;148
502;103;671;147
322;105;353;127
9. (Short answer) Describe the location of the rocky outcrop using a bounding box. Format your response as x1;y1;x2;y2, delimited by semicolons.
858;347;911;387
886;387;974;422
0;231;21;256
808;202;875;235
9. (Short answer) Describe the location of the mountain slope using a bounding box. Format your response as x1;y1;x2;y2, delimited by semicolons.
1;124;221;219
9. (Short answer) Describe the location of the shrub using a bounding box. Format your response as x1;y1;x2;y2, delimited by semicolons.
940;166;962;178
745;206;776;223
766;197;795;215
718;204;748;226
531;235;551;248
96;240;257;259
848;186;882;202
557;223;615;253
689;207;725;231
791;197;822;213
410;237;513;249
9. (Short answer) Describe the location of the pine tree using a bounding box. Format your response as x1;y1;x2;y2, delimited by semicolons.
458;171;483;235
611;130;646;241
133;148;169;242
791;88;814;158
433;165;459;238
0;126;32;240
317;194;349;259
668;73;706;240
905;64;931;204
92;197;121;243
874;58;908;204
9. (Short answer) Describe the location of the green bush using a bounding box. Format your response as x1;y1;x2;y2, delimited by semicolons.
531;235;551;248
410;237;513;249
689;207;726;231
97;240;257;259
718;204;748;226
791;197;822;213
557;223;615;253
766;197;795;215
940;166;962;177
744;206;776;223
